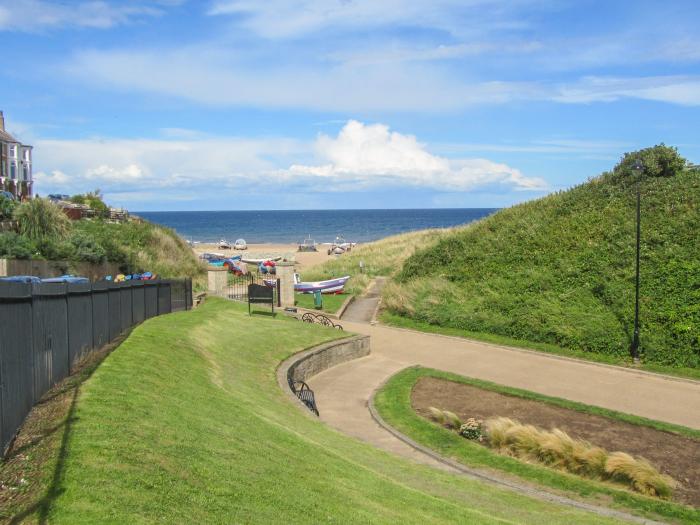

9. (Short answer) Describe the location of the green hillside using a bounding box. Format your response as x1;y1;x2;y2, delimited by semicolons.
386;146;699;368
2;299;616;524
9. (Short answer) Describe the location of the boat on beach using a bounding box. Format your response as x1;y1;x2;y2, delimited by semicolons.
327;236;355;255
241;255;283;264
234;238;248;250
218;239;231;250
298;236;318;252
294;274;350;294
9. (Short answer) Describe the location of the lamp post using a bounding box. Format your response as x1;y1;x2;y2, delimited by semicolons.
630;158;644;362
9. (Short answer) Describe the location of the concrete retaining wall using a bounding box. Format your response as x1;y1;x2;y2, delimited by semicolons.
287;335;370;383
277;334;370;413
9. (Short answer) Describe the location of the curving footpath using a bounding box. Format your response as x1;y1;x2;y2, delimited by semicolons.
306;314;700;522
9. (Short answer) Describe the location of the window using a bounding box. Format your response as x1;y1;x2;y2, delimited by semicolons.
22;165;28;181
8;145;16;158
10;161;16;179
23;149;30;162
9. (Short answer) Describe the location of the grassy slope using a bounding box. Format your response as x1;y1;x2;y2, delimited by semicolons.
301;228;449;295
31;299;617;524
387;170;700;368
74;219;206;284
374;367;700;524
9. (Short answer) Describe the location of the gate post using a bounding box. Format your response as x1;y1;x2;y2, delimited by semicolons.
275;262;295;308
207;267;228;296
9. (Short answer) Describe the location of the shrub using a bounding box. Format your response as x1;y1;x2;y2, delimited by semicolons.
14;198;71;242
612;144;687;183
0;195;17;220
0;232;35;259
459;418;483;441
69;231;106;263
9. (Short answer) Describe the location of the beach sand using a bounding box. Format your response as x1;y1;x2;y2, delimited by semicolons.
193;243;335;272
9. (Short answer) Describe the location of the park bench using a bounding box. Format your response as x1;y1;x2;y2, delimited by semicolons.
288;378;319;416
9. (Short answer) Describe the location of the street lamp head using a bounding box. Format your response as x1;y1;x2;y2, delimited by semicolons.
632;158;644;173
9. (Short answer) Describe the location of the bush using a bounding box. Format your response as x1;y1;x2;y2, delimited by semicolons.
14;198;71;242
0;195;17;220
0;232;35;259
69;231;106;263
612;144;687;183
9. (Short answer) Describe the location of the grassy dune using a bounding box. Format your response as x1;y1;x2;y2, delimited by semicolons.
12;299;622;524
301;228;450;295
384;167;699;368
74;219;206;285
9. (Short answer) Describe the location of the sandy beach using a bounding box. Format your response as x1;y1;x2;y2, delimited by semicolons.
192;242;336;272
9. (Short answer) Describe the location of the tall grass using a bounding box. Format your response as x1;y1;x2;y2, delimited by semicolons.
13;198;70;241
302;228;449;295
483;417;676;498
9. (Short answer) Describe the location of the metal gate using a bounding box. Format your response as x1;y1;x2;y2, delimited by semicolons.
220;272;280;306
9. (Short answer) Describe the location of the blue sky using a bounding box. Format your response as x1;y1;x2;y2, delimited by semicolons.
1;0;699;211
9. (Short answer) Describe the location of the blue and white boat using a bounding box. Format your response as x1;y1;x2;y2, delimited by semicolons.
293;274;350;294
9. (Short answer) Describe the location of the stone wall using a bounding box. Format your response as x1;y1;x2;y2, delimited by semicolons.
284;334;370;384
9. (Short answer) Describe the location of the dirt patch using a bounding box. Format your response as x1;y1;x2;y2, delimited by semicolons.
412;376;700;507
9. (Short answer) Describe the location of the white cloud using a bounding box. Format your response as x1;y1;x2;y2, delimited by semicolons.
0;0;167;31
31;121;547;205
63;44;700;112
554;76;700;106
288;120;547;191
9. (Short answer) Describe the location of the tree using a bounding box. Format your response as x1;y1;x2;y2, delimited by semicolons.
13;198;71;242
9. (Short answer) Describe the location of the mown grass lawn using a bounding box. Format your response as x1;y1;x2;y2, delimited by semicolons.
374;367;700;525
294;292;349;314
8;299;626;524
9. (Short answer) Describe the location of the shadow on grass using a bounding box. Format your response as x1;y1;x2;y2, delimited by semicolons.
6;335;127;524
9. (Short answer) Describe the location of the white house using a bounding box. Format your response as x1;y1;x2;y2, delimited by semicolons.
0;111;33;199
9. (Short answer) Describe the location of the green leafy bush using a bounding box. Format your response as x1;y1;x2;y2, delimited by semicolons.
68;230;106;263
0;195;17;220
611;144;686;184
0;232;35;259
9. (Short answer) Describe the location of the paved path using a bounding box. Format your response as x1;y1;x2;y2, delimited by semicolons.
340;277;384;323
309;318;700;467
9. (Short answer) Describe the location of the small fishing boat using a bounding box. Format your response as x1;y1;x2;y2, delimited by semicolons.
327;235;355;255
199;252;226;262
241;255;283;264
294;274;350;294
298;236;317;252
218;239;231;250
233;238;248;250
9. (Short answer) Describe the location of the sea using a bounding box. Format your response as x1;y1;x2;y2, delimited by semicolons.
136;208;498;244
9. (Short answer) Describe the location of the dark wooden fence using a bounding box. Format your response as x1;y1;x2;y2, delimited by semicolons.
0;279;192;454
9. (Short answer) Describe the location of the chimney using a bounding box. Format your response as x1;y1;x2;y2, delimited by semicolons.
0;111;4;131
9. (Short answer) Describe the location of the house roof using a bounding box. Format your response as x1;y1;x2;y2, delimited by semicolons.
0;128;21;143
